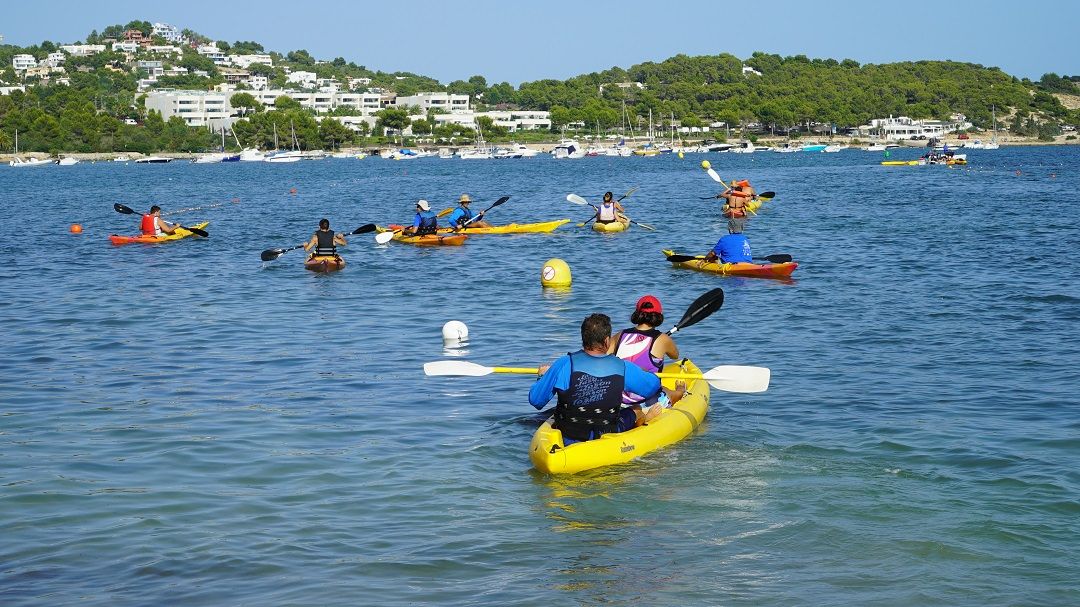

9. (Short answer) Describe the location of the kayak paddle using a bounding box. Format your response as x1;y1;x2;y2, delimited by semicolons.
666;288;724;335
423;360;770;393
261;224;377;261
666;253;793;264
113;203;208;237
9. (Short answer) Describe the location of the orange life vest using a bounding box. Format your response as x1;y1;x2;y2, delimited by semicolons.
140;214;159;236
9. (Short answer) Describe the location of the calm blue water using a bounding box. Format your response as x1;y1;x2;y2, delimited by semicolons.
2;147;1079;606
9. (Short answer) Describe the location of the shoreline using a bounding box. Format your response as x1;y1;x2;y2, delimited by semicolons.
1;135;1074;162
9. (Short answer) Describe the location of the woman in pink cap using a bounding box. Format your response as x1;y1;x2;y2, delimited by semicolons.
607;295;682;424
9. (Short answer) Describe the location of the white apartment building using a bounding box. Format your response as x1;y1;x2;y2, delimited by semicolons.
144;90;232;128
112;41;140;53
248;75;268;90
229;54;273;69
138;60;164;78
395;92;470;113
164;66;189;77
12;54;37;71
196;45;227;65
248;89;385;115
1;85;27;95
348;77;372;90
146;45;184;57
431;110;551;132
151;23;185;44
60;44;105;56
286;70;317;87
45;52;66;67
857;115;973;140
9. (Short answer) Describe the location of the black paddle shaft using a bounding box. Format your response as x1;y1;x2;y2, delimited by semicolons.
669;288;725;334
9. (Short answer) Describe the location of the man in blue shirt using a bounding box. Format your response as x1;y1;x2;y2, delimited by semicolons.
529;313;685;442
403;199;438;235
705;218;752;263
445;193;492;230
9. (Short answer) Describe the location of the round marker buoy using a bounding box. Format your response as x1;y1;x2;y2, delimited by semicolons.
70;224;83;234
541;258;571;288
701;160;711;169
442;320;469;341
678;152;684;159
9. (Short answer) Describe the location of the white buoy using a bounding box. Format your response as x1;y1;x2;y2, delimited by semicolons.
442;320;469;341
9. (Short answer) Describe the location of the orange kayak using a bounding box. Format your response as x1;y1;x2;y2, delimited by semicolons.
395;233;467;246
108;222;209;245
304;254;345;272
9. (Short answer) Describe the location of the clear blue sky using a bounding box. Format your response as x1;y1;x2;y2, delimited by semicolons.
3;0;1077;85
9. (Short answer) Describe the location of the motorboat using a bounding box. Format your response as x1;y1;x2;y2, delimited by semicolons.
801;143;827;152
823;144;848;152
134;156;173;163
58;157;80;166
238;148;265;162
552;139;586;159
865;142;887;152
8;131;53;167
114;155;131;162
728;142;755;154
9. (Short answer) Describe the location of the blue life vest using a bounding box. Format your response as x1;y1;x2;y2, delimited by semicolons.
553;352;626;441
448;206;473;228
415;211;438;235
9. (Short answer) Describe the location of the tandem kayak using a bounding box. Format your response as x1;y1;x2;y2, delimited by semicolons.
880;160;923;166
388;219;570;235
529;359;710;474
304;254;345;272
723;199;764;217
662;249;798;279
108;222;209;245
592;217;631;232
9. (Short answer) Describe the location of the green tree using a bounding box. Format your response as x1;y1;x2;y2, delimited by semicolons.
274;95;302;110
230;92;262;115
318;117;353;149
375;108;411;139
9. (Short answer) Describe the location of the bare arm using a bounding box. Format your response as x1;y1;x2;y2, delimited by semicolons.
303;234;317;251
334;234;347;246
606;331;623;355
655;333;679;361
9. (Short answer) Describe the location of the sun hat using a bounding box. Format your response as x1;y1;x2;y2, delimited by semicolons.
459;194;471;203
635;295;662;314
417;199;430;211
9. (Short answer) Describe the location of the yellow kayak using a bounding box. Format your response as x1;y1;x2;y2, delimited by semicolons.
880;160;922;166
529;359;710;474
592;217;631;232
433;219;570;235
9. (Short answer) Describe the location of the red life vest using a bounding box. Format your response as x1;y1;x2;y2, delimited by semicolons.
140;214;158;235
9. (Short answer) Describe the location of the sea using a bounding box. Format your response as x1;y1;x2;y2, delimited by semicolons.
1;146;1078;606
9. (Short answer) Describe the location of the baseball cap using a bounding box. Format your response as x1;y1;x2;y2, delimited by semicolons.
635;295;662;314
417;199;430;211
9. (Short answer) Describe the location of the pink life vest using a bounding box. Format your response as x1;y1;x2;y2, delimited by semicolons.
615;328;664;404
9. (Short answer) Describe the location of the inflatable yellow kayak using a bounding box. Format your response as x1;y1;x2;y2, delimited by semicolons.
592;217;631;232
529;359;710;474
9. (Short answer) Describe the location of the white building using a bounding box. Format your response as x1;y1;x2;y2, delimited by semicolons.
229;54;273;69
112;41;140;54
151;23;186;44
164;66;189;77
348;77;372;90
742;66;762;76
146;45;184;57
12;54;37;71
319;115;377;133
144;89;232;128
395;92;470;113
857;115;973;140
45;52;66;67
286;70;317;87
247;75;268;90
1;85;27;95
138;60;164;78
247;89;385;115
60;44;105;56
196;45;227;65
476;110;551;132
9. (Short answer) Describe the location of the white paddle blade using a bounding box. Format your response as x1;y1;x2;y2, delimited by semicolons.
701;365;770;393
423;360;495;377
566;193;589;205
706;168;724;184
374;231;395;244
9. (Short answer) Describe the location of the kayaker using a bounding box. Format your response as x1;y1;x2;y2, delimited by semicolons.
719;181;753;218
705;218;753;264
403;199;438;236
140;205;179;236
608;295;682;425
595;192;626;226
304;218;346;257
529;313;685;443
446;194;492;230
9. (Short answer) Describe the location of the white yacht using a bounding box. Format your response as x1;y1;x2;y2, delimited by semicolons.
239;148;266;162
552;139;586;159
57;157;80;166
134;156;173;163
114;155;131;162
8;131;52;167
729;142;755;154
823;144;848;153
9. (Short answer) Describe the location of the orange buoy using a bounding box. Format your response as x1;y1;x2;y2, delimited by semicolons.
70;224;83;234
289;188;298;195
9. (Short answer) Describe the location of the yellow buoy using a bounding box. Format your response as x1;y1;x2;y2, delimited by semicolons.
541;258;571;288
678;152;684;159
701;160;711;169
